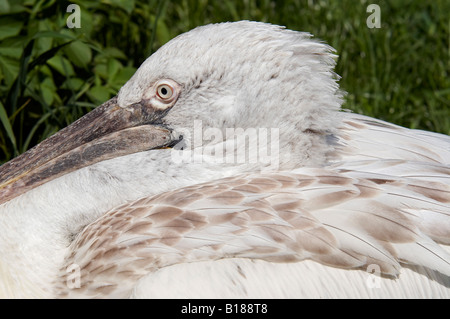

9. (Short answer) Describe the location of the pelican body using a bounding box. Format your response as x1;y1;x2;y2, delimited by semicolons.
0;21;449;298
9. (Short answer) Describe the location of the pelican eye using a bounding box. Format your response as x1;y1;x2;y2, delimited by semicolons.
156;83;174;100
148;79;179;109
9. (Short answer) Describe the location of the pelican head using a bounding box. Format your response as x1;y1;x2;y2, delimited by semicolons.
118;20;342;147
0;21;449;298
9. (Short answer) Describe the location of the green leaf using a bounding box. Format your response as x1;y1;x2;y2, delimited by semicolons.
0;100;17;155
103;0;136;14
156;19;171;45
28;40;74;71
47;55;75;77
0;18;23;41
0;55;20;87
94;63;108;80
35;20;55;54
32;31;77;41
61;77;84;91
97;47;127;60
107;58;122;84
77;8;94;36
0;0;10;14
0;46;22;59
111;66;136;89
40;77;56;106
87;85;111;104
64;41;92;68
1;1;27;14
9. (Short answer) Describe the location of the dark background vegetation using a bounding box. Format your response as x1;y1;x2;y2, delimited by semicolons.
0;0;449;163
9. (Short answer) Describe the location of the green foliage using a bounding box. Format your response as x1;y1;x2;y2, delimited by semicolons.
0;0;449;163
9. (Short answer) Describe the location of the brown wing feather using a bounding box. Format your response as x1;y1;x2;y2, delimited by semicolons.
53;163;450;298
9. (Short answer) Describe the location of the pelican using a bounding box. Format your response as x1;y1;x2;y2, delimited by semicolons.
0;21;449;299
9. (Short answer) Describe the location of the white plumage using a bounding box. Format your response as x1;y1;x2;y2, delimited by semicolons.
0;21;449;298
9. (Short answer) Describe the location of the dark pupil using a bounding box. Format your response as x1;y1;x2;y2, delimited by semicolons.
160;87;168;96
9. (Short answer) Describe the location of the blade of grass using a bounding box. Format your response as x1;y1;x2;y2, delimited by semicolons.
149;0;166;55
9;98;31;124
28;40;74;71
5;38;34;114
20;111;51;153
0;100;18;156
